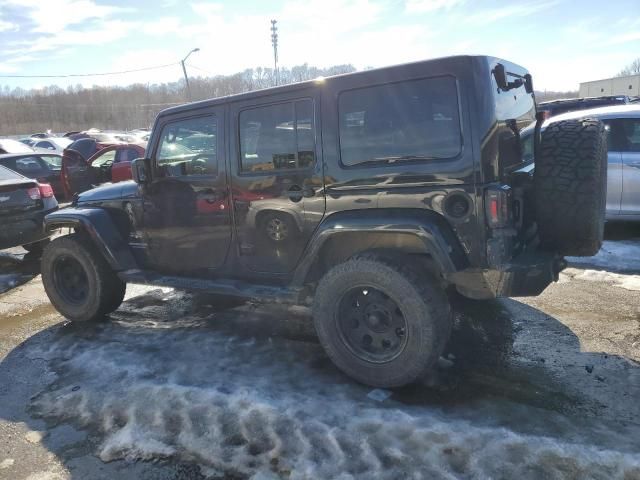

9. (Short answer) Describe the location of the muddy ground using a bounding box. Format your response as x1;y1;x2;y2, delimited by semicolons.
0;223;639;479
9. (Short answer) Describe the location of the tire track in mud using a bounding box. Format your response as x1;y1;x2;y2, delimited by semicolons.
23;290;640;479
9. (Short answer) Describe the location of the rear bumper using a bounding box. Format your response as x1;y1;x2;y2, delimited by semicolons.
448;251;566;299
0;206;58;250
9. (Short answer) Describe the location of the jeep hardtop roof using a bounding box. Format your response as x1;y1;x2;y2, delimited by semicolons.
157;55;521;119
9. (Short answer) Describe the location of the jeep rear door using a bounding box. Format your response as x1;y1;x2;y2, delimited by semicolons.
230;89;325;274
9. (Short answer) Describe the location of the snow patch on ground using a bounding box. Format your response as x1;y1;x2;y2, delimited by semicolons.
27;291;640;479
562;268;640;291
567;239;640;273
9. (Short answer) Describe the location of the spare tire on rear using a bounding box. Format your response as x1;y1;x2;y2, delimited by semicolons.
534;118;607;257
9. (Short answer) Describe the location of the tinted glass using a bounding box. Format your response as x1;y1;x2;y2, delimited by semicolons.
36;141;55;150
339;77;462;166
115;148;140;163
156;116;217;176
14;156;47;174
239;99;315;172
619;119;640;152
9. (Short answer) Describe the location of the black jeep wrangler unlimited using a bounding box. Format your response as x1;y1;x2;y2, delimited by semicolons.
41;56;607;388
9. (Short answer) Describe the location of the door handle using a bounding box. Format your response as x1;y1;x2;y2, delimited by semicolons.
287;185;303;202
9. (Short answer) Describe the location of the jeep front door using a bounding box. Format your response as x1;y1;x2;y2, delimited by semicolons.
231;95;325;274
141;110;232;273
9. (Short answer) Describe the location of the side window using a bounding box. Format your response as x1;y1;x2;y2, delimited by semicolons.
620;119;640;152
338;77;462;166
156;116;217;177
608;119;640;152
40;155;61;168
36;141;55;150
114;148;139;164
92;150;116;167
15;156;46;174
239;99;315;173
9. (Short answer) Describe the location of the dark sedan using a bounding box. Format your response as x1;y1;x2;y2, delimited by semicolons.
0;165;58;252
0;153;64;199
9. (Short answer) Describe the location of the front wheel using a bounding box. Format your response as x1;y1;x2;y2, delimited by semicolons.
312;253;451;388
41;234;126;322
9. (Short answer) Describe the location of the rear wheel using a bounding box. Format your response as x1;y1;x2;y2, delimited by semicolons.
534;118;607;256
41;234;126;322
312;253;451;388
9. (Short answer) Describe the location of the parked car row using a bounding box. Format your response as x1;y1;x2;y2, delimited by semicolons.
0;130;148;200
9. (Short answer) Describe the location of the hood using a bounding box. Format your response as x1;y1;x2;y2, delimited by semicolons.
76;180;139;204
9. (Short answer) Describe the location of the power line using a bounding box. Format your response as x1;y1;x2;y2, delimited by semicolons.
187;64;215;76
0;62;179;79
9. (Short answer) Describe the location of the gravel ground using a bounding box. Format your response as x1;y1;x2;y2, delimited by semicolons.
0;225;639;480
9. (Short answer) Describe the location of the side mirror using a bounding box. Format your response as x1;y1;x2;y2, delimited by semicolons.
131;157;151;184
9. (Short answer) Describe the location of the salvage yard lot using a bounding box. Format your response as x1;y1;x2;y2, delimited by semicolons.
1;225;640;480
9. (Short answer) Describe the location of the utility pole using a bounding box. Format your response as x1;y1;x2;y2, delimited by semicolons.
181;48;200;102
270;19;279;86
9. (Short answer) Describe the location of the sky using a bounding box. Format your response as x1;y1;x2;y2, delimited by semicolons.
0;0;638;92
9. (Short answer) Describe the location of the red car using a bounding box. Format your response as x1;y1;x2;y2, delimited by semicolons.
61;138;145;198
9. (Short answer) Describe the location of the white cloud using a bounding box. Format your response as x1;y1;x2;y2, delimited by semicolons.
189;2;224;17
604;31;640;46
405;0;464;13
0;63;20;73
0;19;19;32
465;0;558;24
140;17;184;36
4;0;130;34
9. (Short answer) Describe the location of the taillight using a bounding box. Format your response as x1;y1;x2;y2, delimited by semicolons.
39;183;54;198
485;185;512;228
27;186;41;200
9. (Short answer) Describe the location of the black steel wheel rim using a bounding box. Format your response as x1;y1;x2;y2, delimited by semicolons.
336;286;408;363
52;255;89;305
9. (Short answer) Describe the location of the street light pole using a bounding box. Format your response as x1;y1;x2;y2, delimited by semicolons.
181;48;200;102
270;20;279;86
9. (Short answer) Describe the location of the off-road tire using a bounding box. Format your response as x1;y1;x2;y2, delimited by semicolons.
41;234;126;322
534;118;607;256
312;252;452;388
22;238;50;254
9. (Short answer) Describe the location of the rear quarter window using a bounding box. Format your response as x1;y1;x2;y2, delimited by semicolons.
0;165;23;181
338;76;462;167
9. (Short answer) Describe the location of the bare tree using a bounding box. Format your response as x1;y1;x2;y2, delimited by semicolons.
0;63;357;136
617;58;640;77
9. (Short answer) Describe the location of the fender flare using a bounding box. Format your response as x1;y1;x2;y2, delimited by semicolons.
292;209;468;287
44;208;138;271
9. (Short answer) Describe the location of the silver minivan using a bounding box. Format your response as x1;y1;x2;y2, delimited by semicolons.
524;104;640;221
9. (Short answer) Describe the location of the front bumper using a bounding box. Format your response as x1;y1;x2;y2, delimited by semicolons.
447;251;566;299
